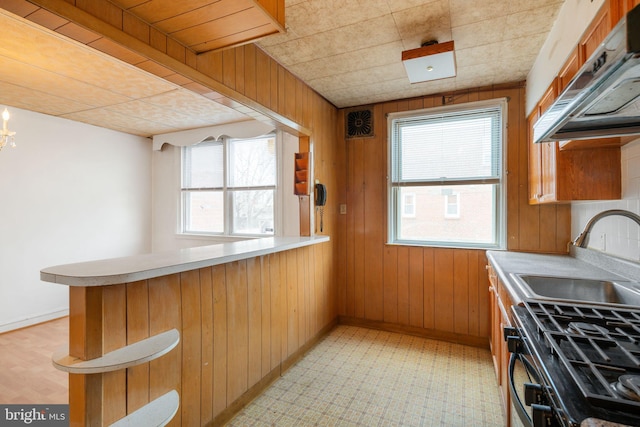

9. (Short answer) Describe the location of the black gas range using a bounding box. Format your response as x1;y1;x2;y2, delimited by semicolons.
508;300;640;427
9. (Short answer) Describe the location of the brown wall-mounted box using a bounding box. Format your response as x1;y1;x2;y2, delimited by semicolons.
294;152;310;195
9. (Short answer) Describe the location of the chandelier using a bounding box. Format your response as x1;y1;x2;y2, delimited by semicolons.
0;108;16;150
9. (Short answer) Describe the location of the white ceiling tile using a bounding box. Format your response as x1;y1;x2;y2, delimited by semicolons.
280;0;392;38
386;0;443;13
503;4;565;39
61;108;176;137
0;55;132;107
0;81;93;116
452;18;508;50
260;0;563;107
505;0;565;15
261;14;401;66
288;41;403;82
449;0;508;27
392;1;452;45
309;63;407;93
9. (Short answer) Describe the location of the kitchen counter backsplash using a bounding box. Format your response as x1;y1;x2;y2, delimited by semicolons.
570;245;640;282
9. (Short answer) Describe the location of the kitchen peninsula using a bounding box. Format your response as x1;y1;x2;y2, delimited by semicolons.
41;236;333;427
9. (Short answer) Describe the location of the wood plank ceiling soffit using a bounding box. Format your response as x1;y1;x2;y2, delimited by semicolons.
109;0;286;53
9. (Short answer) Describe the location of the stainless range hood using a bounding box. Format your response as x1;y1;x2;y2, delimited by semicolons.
533;4;640;143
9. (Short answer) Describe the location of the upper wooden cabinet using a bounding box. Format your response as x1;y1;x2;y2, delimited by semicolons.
529;80;622;204
529;84;621;204
528;130;621;204
528;0;627;204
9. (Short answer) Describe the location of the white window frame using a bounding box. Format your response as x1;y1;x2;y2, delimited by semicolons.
444;191;460;219
402;192;416;218
387;99;507;249
181;133;278;237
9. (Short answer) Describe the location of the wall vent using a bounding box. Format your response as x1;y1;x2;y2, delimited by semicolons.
345;108;374;138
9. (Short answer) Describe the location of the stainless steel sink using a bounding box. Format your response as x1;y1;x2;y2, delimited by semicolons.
511;274;640;306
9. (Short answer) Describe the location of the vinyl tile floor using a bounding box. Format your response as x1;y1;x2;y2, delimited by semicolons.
227;325;504;427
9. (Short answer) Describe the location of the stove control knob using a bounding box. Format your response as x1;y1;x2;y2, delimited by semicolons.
524;383;546;406
506;336;523;354
531;404;556;427
503;326;518;341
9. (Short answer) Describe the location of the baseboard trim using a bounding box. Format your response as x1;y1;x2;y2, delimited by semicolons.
209;318;338;427
0;309;69;334
338;316;489;349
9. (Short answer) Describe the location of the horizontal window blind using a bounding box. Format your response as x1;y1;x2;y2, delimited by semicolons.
391;105;502;185
182;140;224;189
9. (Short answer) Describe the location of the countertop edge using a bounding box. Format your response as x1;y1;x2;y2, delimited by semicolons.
41;236;330;287
486;251;528;306
486;249;640;307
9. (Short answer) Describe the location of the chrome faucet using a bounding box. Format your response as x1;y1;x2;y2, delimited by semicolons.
572;209;640;248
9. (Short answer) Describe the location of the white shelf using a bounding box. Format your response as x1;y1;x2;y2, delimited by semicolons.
110;390;179;427
52;329;179;374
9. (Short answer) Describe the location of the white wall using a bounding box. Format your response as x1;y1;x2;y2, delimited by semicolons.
0;107;151;332
526;0;605;115
571;138;640;261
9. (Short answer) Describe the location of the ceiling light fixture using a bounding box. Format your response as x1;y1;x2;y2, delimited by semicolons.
402;40;456;83
0;108;16;150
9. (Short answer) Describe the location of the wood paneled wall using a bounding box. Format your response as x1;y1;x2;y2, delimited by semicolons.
336;83;570;344
69;243;335;427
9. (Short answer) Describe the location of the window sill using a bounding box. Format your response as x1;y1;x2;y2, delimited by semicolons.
176;233;257;243
385;241;505;251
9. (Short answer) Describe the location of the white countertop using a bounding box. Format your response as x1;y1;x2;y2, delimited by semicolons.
41;236;330;287
486;249;639;305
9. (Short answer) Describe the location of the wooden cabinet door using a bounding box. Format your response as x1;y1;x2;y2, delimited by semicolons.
487;263;515;425
580;3;613;61
558;47;581;94
613;0;639;24
527;110;543;204
529;83;558;204
499;308;512;425
487;265;500;377
539;141;558;203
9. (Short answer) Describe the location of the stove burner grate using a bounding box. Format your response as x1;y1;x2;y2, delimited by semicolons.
524;300;640;413
611;375;640;402
567;322;609;336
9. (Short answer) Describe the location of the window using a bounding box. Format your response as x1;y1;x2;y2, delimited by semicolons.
388;100;506;249
443;191;460;219
402;192;416;218
182;134;277;236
